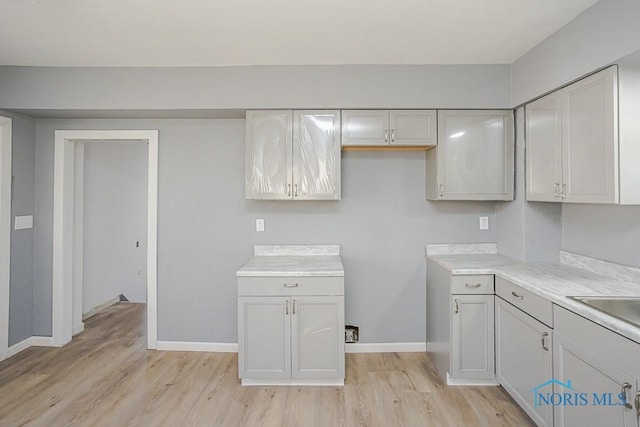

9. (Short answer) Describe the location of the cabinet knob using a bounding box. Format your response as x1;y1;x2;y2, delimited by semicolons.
621;382;633;409
541;332;549;351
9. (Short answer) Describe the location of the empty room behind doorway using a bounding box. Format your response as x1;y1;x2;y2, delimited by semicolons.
83;141;148;316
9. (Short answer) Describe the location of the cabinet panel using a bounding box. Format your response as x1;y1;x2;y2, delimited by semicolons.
293;110;341;200
428;110;514;201
245;110;293;199
341;110;389;146
450;274;494;294
554;336;638;427
238;296;291;379
526;92;563;202
389;110;437;146
563;68;618;203
496;297;553;427
291;296;345;379
450;295;494;380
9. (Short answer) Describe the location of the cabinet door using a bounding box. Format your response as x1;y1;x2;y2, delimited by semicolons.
526;91;563;202
554;334;638;427
341;110;389;146
245;110;293;199
389;110;437;146
562;66;618;204
291;296;344;380
293;110;341;200
496;297;553;427
450;294;494;380
238;296;291;379
434;110;514;201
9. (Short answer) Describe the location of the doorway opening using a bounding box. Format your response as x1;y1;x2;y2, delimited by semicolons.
53;130;158;349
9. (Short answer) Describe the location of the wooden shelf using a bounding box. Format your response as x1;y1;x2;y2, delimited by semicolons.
341;145;435;152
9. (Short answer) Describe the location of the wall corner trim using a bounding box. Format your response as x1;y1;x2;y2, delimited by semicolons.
156;341;239;353
7;336;54;358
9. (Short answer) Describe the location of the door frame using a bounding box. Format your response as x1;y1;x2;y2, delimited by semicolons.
0;117;12;361
53;130;158;349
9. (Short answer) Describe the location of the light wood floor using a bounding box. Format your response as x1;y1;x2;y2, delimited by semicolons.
0;303;534;426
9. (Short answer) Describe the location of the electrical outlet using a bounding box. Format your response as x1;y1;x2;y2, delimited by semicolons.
479;216;489;230
256;218;265;232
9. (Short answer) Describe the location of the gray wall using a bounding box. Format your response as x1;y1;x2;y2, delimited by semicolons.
82;141;148;312
562;205;640;268
511;0;640;106
495;108;561;262
0;64;510;111
0;110;36;346
509;0;640;268
34;118;496;343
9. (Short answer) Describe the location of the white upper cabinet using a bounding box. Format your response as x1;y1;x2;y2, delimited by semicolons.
246;110;341;200
426;110;514;201
245;110;293;200
526;91;563;202
341;110;437;147
526;65;639;204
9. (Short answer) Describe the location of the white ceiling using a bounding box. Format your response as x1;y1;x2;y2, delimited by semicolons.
0;0;598;67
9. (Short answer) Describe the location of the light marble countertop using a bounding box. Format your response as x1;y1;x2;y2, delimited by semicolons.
427;248;640;345
237;245;344;277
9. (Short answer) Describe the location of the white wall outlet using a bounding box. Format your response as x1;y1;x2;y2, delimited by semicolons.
14;215;33;230
479;216;489;230
256;218;265;232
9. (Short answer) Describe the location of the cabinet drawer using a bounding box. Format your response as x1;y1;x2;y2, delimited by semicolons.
496;277;553;327
451;275;494;294
238;276;344;296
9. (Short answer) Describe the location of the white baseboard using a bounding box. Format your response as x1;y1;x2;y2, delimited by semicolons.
73;322;85;336
155;341;425;354
156;341;238;353
345;342;427;353
82;296;120;320
7;336;54;357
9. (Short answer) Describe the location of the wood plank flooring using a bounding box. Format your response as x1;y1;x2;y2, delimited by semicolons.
0;303;534;426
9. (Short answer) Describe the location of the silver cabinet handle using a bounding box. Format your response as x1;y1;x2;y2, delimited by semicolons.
454;299;459;314
391;129;395;143
553;183;560;198
285;300;289;315
439;184;444;197
541;332;549;351
465;283;482;288
292;299;296;315
561;183;567;199
635;391;640;416
511;291;524;300
287;184;291;197
283;283;299;288
294;184;298;198
622;382;633;409
384;129;389;143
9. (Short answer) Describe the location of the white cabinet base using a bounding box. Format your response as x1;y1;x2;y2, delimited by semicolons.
241;378;345;386
446;373;499;386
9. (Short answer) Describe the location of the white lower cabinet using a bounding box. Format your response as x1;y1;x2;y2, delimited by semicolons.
450;294;495;381
496;296;553;427
553;306;640;427
237;277;345;385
